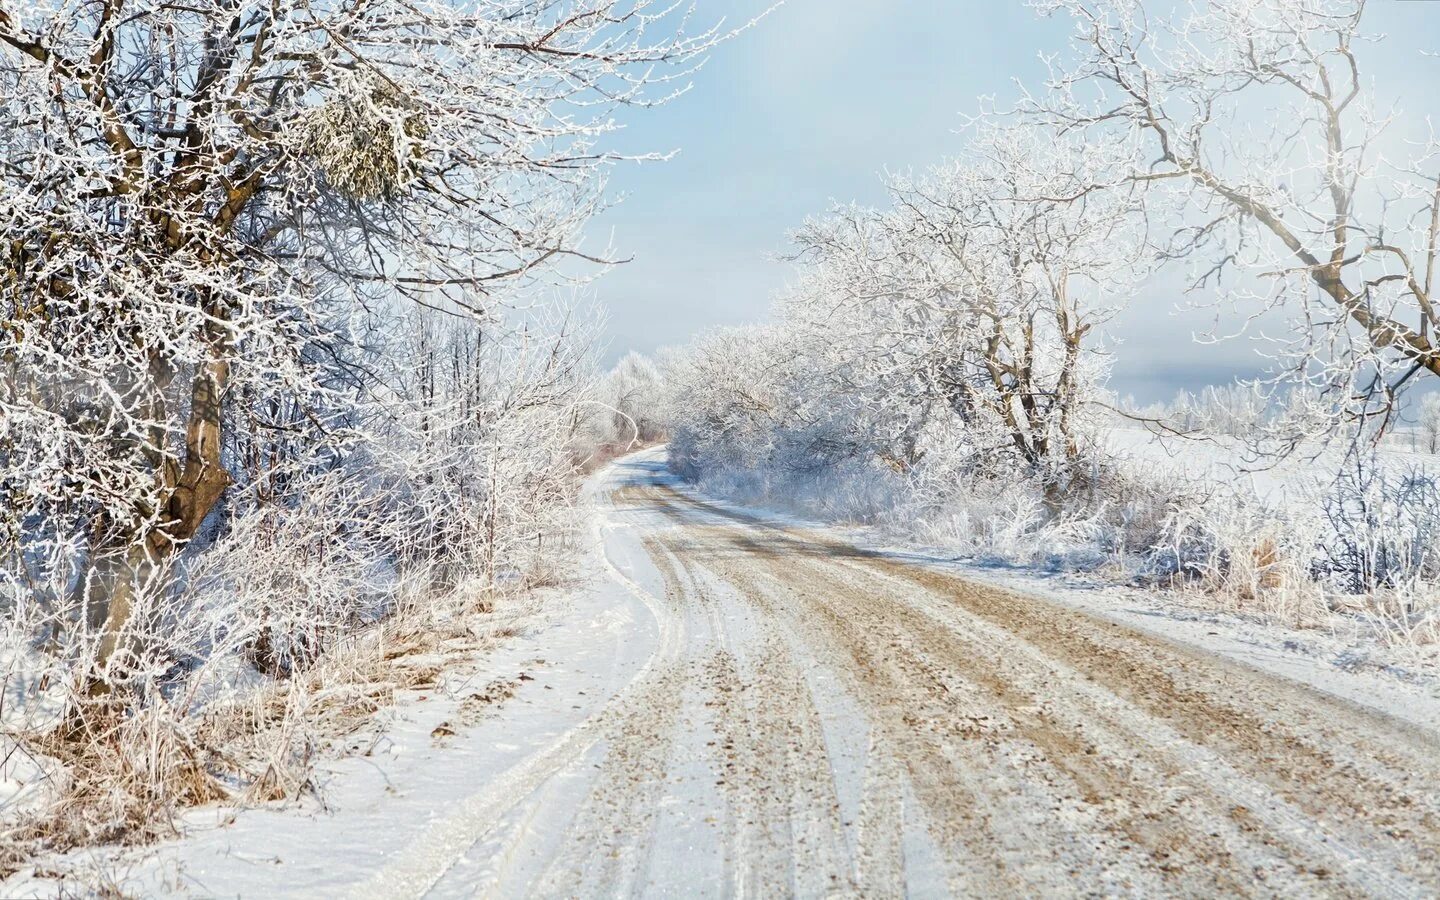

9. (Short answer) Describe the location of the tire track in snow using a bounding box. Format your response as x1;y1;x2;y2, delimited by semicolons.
647;481;1440;897
757;554;1351;895
363;453;1440;899
858;557;1440;891
651;532;859;897
530;660;688;897
703;549;1155;897
358;477;686;900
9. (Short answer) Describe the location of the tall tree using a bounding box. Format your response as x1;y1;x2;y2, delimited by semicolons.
1027;0;1440;432
0;0;727;693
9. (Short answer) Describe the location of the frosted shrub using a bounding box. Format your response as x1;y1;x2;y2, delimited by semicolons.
887;431;1104;569
893;440;1048;561
1301;463;1440;650
1316;464;1440;594
1363;578;1440;658
188;474;393;678
1156;492;1329;626
902;482;1051;563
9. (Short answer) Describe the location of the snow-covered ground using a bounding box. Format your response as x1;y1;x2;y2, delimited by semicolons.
1103;424;1436;505
668;444;1440;731
1;462;671;897
7;447;1440;897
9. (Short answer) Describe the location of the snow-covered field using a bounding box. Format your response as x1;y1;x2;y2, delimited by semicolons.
1104;425;1439;506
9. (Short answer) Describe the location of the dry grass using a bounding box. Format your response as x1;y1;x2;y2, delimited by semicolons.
0;576;546;884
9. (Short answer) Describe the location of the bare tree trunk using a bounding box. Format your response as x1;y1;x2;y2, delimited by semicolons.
87;349;231;693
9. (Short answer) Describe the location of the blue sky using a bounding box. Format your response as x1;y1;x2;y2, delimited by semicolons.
587;0;1440;403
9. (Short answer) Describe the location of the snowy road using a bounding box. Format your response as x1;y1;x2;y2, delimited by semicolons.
391;449;1440;898
32;449;1440;898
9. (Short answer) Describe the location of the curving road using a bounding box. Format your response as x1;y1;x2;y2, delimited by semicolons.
389;449;1440;899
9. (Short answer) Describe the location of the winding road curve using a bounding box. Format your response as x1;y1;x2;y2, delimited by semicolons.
398;449;1440;898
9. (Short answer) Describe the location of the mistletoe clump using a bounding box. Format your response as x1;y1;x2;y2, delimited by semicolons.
302;75;429;202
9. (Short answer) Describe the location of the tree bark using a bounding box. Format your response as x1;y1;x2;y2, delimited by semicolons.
87;348;231;692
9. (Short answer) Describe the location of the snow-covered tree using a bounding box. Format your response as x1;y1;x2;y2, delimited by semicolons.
0;0;730;699
599;352;667;447
1027;0;1440;433
1414;393;1440;454
662;326;798;478
785;127;1145;489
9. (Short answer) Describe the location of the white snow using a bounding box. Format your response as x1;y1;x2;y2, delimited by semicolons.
0;460;668;898
7;446;1439;898
654;444;1440;733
